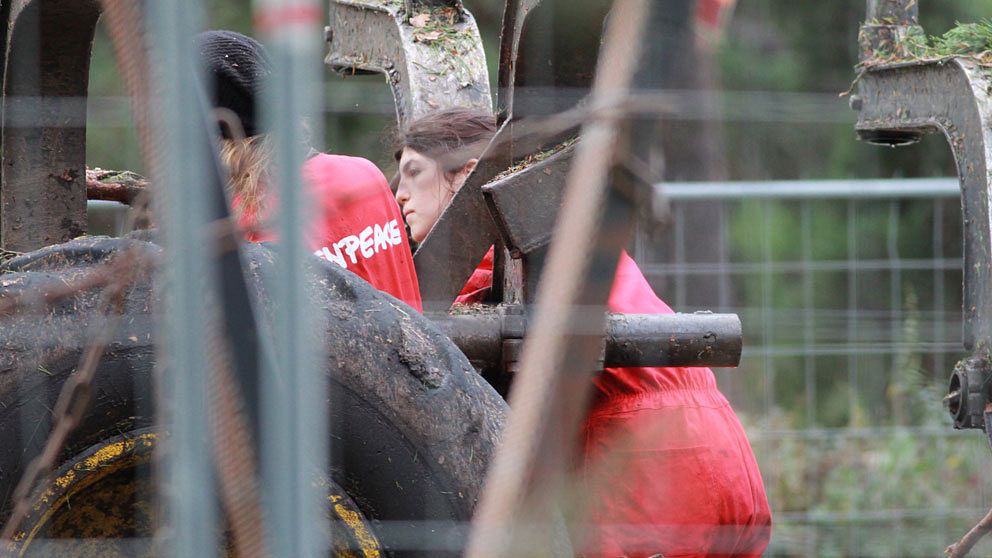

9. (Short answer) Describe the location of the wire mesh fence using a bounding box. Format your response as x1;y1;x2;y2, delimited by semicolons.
47;59;992;558
8;0;992;555
636;179;990;557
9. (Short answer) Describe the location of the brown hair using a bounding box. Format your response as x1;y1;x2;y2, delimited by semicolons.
394;108;497;175
220;135;273;220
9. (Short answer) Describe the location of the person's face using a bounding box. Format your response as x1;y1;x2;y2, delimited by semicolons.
395;147;475;243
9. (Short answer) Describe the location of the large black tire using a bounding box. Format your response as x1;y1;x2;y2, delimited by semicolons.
0;236;507;556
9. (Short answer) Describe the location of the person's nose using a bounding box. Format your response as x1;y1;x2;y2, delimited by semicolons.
395;182;410;207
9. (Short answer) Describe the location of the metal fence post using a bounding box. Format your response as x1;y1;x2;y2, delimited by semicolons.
147;1;217;556
254;0;327;555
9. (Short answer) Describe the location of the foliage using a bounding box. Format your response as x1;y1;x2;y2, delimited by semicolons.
863;18;992;65
916;18;992;58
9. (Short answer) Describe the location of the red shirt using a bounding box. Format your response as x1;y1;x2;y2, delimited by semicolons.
237;153;422;311
456;248;770;557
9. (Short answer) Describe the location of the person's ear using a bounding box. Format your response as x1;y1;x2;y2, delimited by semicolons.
451;158;480;192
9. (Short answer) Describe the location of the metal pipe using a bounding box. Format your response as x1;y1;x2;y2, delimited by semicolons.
434;312;742;368
657;178;960;201
433;313;505;366
146;0;217;555
606;312;741;368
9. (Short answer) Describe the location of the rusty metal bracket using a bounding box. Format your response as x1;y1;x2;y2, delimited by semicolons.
495;0;540;119
414;116;574;311
496;0;611;121
325;0;491;126
1;0;101;251
409;0;622;308
947;355;992;430
854;58;992;355
483;143;574;257
414;121;510;312
854;9;992;436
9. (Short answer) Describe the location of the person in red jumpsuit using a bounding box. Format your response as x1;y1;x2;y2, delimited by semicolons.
196;30;422;311
393;108;771;557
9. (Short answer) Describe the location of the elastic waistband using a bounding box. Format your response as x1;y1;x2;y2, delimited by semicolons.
588;386;731;417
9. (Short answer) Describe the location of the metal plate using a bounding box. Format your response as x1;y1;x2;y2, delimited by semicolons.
326;0;491;126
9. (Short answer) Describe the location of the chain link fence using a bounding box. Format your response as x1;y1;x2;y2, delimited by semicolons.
636;179;992;556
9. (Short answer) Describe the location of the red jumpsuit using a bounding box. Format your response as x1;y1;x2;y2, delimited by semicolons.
457;249;770;558
236;153;423;311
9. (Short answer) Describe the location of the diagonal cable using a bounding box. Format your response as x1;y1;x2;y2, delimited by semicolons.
464;1;651;556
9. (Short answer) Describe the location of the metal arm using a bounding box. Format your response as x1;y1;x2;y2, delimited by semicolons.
325;0;491;127
495;0;541;119
1;0;101;252
853;0;992;432
855;58;992;357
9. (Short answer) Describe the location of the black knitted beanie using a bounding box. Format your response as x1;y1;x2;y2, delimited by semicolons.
195;30;272;138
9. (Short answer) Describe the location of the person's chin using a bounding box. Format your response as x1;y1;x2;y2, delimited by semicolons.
409;226;425;243
407;221;425;243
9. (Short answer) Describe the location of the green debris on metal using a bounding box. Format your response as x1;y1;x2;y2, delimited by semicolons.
90;169;146;186
492;138;578;182
864;19;992;66
925;19;992;57
408;6;478;87
367;0;405;12
409;6;460;43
